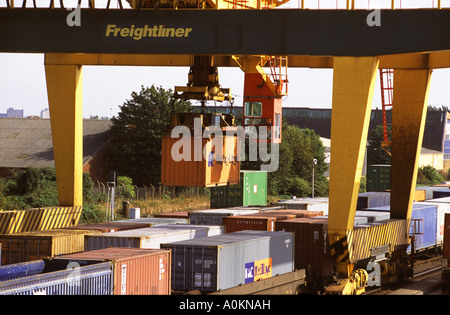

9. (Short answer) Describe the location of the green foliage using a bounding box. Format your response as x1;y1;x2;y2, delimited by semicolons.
417;165;444;185
242;122;329;198
116;176;136;199
367;125;391;165
110;84;192;186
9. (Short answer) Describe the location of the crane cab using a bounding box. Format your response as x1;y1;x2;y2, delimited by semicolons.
243;73;283;144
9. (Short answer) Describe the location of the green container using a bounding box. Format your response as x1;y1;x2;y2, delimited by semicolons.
210;171;267;208
366;165;391;192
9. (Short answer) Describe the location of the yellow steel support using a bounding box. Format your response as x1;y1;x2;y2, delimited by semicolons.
45;64;83;207
328;56;379;277
390;69;432;220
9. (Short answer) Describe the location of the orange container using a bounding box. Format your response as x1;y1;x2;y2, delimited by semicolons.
161;128;240;187
223;216;278;232
56;247;171;295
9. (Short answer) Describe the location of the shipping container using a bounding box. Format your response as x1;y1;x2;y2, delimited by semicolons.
161;128;240;187
433;189;450;199
444;213;450;265
84;225;222;251
366;164;390;192
62;221;150;233
0;259;113;295
418;202;450;245
275;218;333;282
222;216;277;233
355;211;390;222
357;192;391;210
114;217;189;226
54;247;171;295
311;215;369;225
161;230;294;292
0;229;102;265
428;197;450;203
188;208;260;225
416;186;447;200
274;198;329;213
210;171;267;208
153;224;225;236
363;203;438;252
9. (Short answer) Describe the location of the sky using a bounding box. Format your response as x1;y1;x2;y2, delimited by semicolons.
1;0;450;118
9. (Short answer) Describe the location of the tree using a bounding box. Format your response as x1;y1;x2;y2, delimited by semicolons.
367;124;391;165
110;85;192;186
241;122;329;197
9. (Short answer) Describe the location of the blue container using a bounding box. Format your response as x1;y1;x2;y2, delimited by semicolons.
0;259;113;295
363;203;437;252
0;260;45;282
357;192;391;210
432;189;450;199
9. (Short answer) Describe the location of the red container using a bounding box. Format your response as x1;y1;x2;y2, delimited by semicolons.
444;213;450;267
222;216;277;233
275;218;334;282
56;247;171;295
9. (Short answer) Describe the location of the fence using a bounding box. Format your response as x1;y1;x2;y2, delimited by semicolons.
93;182;209;201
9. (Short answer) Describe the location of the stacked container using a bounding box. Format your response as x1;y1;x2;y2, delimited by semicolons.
53;247;171;295
161;230;294;292
188;208;260;225
274;197;329;214
433;189;450;199
114;217;189;226
275;218;333;282
222;209;323;233
356;192;390;210
62;221;150;233
0;229;102;265
0;259;113;295
84;225;224;251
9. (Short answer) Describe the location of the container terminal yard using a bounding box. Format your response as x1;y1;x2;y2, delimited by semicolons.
2;0;450;297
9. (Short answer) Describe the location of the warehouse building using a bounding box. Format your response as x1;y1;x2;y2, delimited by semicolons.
0;118;112;183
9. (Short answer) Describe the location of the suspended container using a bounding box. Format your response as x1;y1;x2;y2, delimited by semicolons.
53;247;171;295
161;113;241;187
161;230;294;292
210;170;267;208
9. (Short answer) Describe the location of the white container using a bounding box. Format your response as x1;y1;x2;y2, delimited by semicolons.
129;208;140;219
419;202;450;245
85;226;219;251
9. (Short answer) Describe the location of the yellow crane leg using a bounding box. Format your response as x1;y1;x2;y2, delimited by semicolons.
390;69;432;220
44;64;83;207
328;56;379;278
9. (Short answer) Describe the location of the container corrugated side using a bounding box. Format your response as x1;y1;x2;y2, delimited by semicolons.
356;192;390;210
274;198;329;213
222;216;277;232
418;202;450;245
275;218;333;281
188;209;260;225
62;221;150;233
115;217;189;226
0;260;45;281
161;133;240;187
152;224;224;236
364;203;438;252
433;189;450;199
55;247;171;295
84;226;214;251
0;261;113;295
444;213;450;265
161;230;294;292
0;229;102;265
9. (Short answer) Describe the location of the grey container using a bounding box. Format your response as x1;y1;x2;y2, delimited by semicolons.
85;225;223;251
114;217;189;226
161;230;294;292
188;209;260;225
